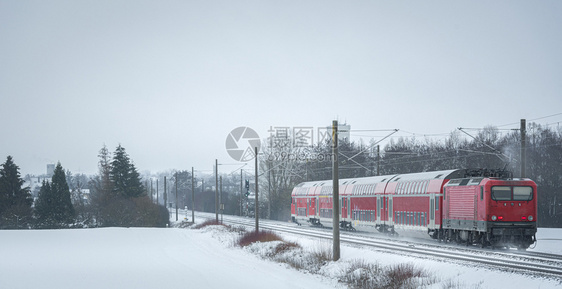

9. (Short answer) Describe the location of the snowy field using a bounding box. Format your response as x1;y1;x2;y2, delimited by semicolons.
1;225;560;289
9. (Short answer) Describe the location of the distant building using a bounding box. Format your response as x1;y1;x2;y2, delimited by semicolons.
47;164;55;177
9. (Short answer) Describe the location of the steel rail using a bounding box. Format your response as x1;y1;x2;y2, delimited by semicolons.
192;212;562;278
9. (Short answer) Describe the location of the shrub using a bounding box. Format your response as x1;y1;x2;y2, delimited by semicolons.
385;263;426;288
193;219;223;229
311;241;333;264
97;196;169;227
274;241;301;255
341;259;385;289
238;230;283;247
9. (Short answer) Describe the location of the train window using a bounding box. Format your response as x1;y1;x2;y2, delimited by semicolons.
480;186;484;200
514;186;533;201
443;188;446;200
435;198;439;211
491;186;512;201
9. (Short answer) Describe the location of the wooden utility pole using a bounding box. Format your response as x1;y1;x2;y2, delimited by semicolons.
255;146;259;232
164;176;167;209
240;169;243;216
220;176;223;223
268;159;271;219
215;159;219;222
150;179;153;201
377;145;380;176
332;120;341;261
175;172;178;221
521;119;526;178
191;167;195;223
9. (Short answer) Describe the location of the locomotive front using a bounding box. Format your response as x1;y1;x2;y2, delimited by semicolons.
484;178;537;249
443;175;537;249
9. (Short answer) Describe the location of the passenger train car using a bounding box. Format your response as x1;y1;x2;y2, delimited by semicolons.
290;169;537;249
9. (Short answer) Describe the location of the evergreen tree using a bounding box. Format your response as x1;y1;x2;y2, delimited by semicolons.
34;162;75;227
110;145;144;198
0;156;33;228
34;180;53;227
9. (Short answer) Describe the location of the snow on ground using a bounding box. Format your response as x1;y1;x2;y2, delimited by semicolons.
0;227;342;289
532;228;562;255
278;229;562;289
0;223;560;289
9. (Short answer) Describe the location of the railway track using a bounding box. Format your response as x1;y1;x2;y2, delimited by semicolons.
192;211;562;279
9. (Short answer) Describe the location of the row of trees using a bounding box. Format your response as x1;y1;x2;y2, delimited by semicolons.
0;144;169;229
88;145;168;227
257;123;562;227
0;157;74;229
2;122;560;228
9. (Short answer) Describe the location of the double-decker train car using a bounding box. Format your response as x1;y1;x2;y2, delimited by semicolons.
290;169;537;249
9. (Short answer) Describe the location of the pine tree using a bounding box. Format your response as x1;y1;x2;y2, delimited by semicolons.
0;156;33;228
51;162;75;224
34;162;75;227
110;145;144;198
34;180;53;227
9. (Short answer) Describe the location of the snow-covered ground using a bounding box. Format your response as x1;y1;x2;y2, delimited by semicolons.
0;224;560;289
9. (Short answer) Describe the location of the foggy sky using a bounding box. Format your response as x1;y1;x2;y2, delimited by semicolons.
1;1;561;176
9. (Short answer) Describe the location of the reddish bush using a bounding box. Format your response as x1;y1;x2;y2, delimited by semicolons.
237;230;283;247
193;219;223;229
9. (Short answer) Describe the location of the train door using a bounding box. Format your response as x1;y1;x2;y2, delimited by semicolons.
388;196;393;224
341;197;347;219
347;197;351;218
315;197;319;217
429;195;435;228
381;197;388;224
376;195;381;224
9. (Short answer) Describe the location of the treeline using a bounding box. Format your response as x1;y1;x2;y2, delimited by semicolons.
0;145;169;229
260;123;562;227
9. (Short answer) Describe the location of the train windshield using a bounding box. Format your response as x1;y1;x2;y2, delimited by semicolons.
513;186;533;201
491;186;533;201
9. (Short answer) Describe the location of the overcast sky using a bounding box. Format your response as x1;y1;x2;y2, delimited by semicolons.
1;1;561;176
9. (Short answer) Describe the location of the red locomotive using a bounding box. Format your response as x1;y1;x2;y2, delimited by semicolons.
291;169;537;249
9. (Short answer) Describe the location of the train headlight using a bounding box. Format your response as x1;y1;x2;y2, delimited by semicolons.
528;215;533;221
491;215;497;221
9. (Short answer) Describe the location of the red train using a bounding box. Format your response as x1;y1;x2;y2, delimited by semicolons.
291;169;537;249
